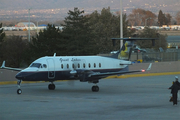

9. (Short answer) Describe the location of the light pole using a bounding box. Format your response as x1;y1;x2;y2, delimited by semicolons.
28;8;31;42
145;17;151;27
36;21;39;34
120;0;123;49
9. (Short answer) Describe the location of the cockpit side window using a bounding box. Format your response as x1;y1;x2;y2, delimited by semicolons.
43;64;47;68
30;63;41;68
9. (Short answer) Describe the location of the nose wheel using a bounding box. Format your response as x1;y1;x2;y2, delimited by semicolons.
17;89;22;94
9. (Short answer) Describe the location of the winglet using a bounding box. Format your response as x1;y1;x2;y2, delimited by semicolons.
0;61;22;71
53;53;56;57
1;61;5;69
146;63;152;71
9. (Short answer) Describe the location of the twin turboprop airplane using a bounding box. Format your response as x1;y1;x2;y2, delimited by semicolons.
1;38;155;94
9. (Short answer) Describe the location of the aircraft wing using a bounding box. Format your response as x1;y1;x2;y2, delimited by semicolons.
0;61;22;71
89;70;143;79
88;63;152;79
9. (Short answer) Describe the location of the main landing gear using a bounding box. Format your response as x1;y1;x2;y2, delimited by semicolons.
90;80;99;92
91;85;99;92
17;80;22;94
48;82;55;90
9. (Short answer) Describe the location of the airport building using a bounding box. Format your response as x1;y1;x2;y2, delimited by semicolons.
15;22;37;30
16;22;36;28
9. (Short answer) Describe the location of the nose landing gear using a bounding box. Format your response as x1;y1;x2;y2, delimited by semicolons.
17;80;22;94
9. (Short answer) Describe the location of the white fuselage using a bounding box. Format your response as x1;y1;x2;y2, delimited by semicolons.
16;56;131;81
28;56;130;71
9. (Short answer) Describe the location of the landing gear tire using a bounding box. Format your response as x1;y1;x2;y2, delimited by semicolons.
17;89;22;94
48;84;55;90
92;86;99;92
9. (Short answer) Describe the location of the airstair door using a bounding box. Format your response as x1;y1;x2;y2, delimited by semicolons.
47;59;55;79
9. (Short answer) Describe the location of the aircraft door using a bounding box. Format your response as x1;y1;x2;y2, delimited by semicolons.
46;59;55;79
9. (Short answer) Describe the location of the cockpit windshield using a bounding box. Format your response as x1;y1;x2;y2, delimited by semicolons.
30;63;42;68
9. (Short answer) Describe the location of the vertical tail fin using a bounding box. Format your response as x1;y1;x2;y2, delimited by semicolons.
118;41;133;60
110;41;133;60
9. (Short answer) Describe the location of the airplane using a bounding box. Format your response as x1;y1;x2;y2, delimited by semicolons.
1;37;155;94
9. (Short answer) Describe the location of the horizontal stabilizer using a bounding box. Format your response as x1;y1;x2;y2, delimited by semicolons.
111;37;158;46
120;61;132;65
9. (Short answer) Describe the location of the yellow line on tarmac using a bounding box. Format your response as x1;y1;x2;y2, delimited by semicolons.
1;72;180;85
0;80;68;85
0;81;44;85
106;72;180;79
0;81;17;85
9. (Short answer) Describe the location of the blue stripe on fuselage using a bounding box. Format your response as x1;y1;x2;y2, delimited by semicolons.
15;66;129;82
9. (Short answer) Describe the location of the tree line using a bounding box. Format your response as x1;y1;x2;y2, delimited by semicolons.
128;8;175;27
0;7;167;68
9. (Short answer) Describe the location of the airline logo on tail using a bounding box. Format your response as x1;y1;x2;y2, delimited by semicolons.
118;42;128;59
118;41;132;60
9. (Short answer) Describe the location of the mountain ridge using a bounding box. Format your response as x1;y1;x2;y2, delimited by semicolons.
0;0;179;21
1;0;179;12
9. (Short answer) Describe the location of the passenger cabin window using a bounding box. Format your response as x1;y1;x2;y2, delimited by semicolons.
30;63;41;68
78;63;80;68
99;63;101;68
89;63;91;68
61;64;63;69
94;63;96;68
67;64;69;69
72;64;75;69
83;63;85;68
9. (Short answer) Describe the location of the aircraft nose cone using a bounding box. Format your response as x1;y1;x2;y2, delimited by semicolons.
15;72;23;79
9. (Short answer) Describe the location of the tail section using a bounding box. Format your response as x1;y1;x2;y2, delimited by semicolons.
111;37;157;60
110;41;134;60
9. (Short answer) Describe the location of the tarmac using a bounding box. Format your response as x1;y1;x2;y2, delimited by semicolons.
1;75;180;120
1;61;180;120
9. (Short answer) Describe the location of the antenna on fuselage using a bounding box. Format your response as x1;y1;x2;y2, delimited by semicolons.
53;53;56;57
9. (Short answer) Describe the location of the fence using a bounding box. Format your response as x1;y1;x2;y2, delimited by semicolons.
142;52;178;62
102;51;179;62
131;51;179;62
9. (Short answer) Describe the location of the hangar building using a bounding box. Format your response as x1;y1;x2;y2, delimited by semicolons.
16;22;36;27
